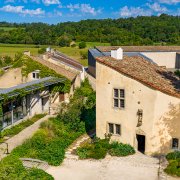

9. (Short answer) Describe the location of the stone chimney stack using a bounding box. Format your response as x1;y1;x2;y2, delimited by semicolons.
111;48;123;60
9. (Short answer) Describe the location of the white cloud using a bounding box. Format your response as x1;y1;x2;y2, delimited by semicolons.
119;2;170;17
119;6;152;17
66;3;101;15
158;0;180;4
147;3;168;13
42;0;60;5
66;4;80;12
0;5;45;16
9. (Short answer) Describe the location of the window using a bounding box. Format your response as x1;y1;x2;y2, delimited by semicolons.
32;71;40;79
32;73;36;79
115;124;121;135
109;123;114;134
113;89;125;108
108;123;121;135
172;138;179;149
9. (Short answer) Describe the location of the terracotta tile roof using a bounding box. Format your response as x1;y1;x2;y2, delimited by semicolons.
96;56;180;98
96;46;180;52
31;56;77;81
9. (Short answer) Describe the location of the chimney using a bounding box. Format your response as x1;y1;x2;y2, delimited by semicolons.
111;48;123;60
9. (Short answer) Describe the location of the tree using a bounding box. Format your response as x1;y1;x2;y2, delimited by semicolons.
79;41;87;49
56;34;72;47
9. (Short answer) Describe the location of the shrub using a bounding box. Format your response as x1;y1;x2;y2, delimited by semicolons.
79;41;86;49
38;47;46;54
11;117;85;166
0;155;53;179
77;138;111;159
109;142;135;157
77;138;135;160
0;114;46;141
166;151;180;160
165;160;180;177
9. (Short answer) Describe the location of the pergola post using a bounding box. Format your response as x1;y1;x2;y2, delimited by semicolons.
11;102;14;125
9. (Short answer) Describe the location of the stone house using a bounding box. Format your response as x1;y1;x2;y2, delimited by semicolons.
0;77;65;130
93;47;180;155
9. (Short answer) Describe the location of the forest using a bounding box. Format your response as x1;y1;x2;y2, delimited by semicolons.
0;14;179;46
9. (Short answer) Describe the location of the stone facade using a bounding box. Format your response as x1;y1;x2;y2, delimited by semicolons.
96;61;180;155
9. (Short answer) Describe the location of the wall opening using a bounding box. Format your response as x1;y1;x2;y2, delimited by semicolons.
136;134;146;153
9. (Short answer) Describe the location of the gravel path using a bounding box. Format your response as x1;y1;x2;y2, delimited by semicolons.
0;115;55;160
47;152;160;180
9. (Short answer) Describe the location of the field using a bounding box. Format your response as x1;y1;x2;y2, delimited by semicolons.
0;42;110;66
0;27;18;31
0;44;45;57
57;42;110;66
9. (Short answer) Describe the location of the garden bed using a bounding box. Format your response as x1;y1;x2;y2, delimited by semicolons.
0;114;46;143
76;137;135;160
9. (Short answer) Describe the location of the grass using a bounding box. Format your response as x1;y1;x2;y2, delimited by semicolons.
0;42;110;65
0;27;18;31
0;114;46;143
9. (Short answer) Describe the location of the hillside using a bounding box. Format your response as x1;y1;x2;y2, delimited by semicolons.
0;14;179;46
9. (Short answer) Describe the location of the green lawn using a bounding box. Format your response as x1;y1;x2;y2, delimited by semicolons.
0;42;110;65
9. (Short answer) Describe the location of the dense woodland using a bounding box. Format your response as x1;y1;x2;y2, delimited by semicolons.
0;14;180;46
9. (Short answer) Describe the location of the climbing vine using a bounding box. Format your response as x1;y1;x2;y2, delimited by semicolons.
12;54;71;93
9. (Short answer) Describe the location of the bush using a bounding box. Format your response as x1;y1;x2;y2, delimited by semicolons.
0;155;53;179
77;139;109;159
166;151;180;160
0;114;46;141
38;47;46;54
165;160;180;177
79;41;86;49
77;137;135;160
109;142;135;156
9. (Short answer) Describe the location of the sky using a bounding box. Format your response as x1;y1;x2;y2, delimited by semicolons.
0;0;179;24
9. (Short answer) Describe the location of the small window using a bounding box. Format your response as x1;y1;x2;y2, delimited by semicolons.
108;123;114;134
114;99;119;107
108;123;121;136
32;73;36;78
114;89;119;98
120;89;125;98
172;138;179;149
36;73;39;79
120;99;125;108
115;124;121;135
113;88;125;109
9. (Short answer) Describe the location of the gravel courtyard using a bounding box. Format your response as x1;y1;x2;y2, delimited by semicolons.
47;152;161;180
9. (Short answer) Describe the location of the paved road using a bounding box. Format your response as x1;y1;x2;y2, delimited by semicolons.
47;152;160;180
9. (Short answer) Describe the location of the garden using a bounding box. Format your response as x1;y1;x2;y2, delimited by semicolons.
0;114;46;143
76;135;135;160
0;78;96;179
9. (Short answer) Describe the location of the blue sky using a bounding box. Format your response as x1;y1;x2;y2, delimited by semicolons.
0;0;179;24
